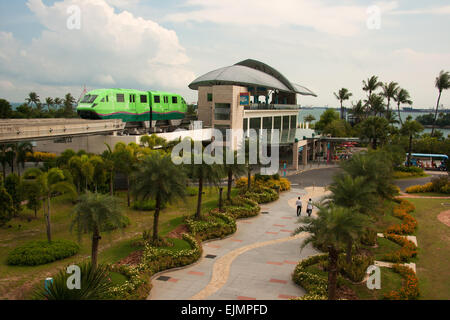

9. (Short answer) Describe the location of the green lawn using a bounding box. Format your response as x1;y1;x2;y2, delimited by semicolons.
408;192;450;197
0;186;232;299
347;267;403;300
407;197;450;300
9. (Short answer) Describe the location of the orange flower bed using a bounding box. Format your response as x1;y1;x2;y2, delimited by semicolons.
384;264;420;300
386;200;417;235
382;234;417;263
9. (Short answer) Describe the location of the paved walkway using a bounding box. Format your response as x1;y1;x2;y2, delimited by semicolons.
148;186;329;300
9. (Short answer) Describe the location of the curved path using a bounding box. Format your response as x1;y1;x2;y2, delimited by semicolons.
148;186;329;300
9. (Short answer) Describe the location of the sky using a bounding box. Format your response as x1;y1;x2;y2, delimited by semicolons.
0;0;449;109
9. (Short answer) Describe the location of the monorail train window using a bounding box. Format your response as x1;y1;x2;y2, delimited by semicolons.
129;94;136;103
117;94;125;102
140;95;147;103
154;95;160;103
80;95;97;103
172;96;178;104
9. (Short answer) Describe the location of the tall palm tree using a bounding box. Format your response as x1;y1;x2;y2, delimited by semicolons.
63;93;76;116
365;94;385;116
362;76;382;98
223;148;247;201
381;82;399;115
101;144;115;196
69;155;94;193
393;88;413;126
54;97;62;110
350;100;366;124
333;88;352;120
45;97;54;112
133;152;187;243
16;142;33;177
71;192;124;268
401;116;424;167
186;152;224;220
358;116;389;150
327;174;374;263
113;143;137;207
293;205;369;300
26;92;40;109
23;168;77;242
431;70;450;136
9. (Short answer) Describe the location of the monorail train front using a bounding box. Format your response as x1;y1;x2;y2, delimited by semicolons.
76;90;104;120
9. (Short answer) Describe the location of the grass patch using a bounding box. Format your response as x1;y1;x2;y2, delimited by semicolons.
109;271;128;286
408;198;450;300
370;237;402;261
347;267;403;300
408;192;450;197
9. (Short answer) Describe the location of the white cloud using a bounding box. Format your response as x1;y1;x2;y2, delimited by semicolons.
0;0;195;101
166;0;400;37
388;5;450;15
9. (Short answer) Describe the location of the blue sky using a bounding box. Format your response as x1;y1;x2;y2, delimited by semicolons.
0;0;449;109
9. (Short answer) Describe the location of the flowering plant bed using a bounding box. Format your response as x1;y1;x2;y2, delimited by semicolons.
383;264;420;300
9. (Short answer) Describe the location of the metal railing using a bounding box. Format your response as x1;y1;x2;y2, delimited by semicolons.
245;103;301;110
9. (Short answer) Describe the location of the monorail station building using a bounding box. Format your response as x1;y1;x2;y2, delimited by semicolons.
189;59;322;170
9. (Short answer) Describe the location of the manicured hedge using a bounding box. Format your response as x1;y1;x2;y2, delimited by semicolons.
7;240;80;266
185;211;237;241
381;234;417;263
292;254;328;300
384;264;419;300
386;200;417;235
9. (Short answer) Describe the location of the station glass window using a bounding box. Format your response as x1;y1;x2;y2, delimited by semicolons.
249;118;261;131
154;95;160;103
243;118;248;131
290;115;297;129
283;116;290;130
140;95;147;103
207;93;213;102
214;103;230;121
172;96;178;104
273;116;281;130
263;117;272;130
116;94;125;103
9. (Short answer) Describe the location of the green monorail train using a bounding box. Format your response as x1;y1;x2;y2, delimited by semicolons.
76;88;187;126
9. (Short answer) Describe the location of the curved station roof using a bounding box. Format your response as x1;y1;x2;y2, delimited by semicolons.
189;59;317;97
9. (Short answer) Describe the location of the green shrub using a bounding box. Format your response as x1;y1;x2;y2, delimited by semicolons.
338;254;374;282
360;229;377;246
292;255;328;299
102;215;131;231
431;175;450;194
7;240;80;266
185;211;236;241
132;199;166;211
186;186;198;196
33;261;112;300
395;166;424;174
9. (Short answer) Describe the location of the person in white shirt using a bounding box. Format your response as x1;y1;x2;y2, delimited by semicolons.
307;199;313;217
296;197;302;216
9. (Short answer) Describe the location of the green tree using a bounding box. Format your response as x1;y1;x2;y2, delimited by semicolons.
113;142;137;207
431;70;450;136
314;109;340;132
5;173;23;217
101;144;115;196
362;75;382;98
140;134;167;149
381;82;399;115
0;144;8;178
294;205;369;300
22;179;42;218
0;183;14;226
401;116;424;167
365;94;385;116
26;92;41;110
63;93;76;117
186;152;224;220
45;97;54;112
0;99;13;118
304;114;316;123
349;100;365;124
394;88;413;126
333;88;352;120
24;168;77;243
133;152;187;243
223;148;247;201
69;155;94;193
71;192;124;268
16;142;33;177
358;116;389;149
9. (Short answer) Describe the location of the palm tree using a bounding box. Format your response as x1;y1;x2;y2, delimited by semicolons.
71;192;124;268
113;143;137;207
45;97;54;112
381;82;399;115
365;94;385;116
349;100;366;124
333;88;352;120
223;148;247;201
186;152;224;220
69;155;94;193
54;97;62;110
401;116;424;167
140;134;167;149
362;76;382;98
327;174;374;263
23;168;77;242
359;116;389;149
101;144;115;196
293;205;369;300
431;70;450;136
132;152;187;243
304;114;316;123
16;142;33;177
393;88;413;126
63;93;76;116
26;92;40;109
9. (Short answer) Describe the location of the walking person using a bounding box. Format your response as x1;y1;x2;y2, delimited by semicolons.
296;197;302;217
306;199;313;217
